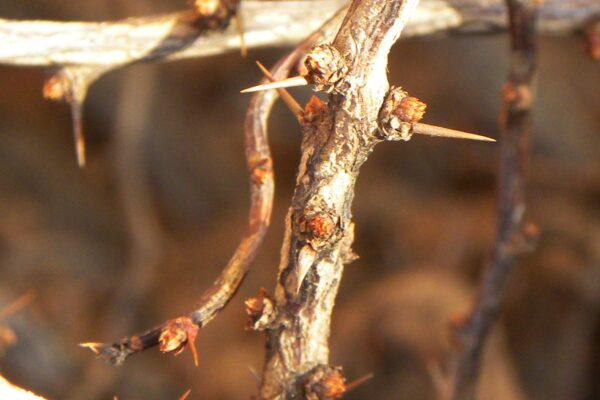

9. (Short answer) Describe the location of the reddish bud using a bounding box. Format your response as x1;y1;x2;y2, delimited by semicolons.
244;288;276;331
159;317;200;366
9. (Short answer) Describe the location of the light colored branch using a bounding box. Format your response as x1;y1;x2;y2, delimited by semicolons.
257;1;421;398
0;1;598;68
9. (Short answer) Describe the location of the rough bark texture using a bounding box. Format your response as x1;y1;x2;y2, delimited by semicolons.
258;1;421;398
448;1;540;399
0;1;597;67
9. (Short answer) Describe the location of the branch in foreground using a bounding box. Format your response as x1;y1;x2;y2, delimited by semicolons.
1;1;598;68
447;1;541;399
80;2;348;367
256;1;422;398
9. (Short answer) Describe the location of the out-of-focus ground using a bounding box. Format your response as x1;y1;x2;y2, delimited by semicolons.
0;1;598;399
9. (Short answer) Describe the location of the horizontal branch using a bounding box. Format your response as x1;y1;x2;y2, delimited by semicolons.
1;0;598;67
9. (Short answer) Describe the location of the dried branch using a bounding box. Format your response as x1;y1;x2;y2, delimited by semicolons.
81;4;349;367
7;0;598;166
447;1;541;399
80;37;281;369
0;1;597;68
257;1;422;398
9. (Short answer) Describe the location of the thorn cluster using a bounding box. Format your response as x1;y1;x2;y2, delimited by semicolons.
243;54;494;143
240;43;348;95
378;86;495;143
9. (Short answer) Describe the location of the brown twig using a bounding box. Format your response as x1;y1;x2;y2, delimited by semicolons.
447;1;541;399
258;1;421;398
80;30;281;370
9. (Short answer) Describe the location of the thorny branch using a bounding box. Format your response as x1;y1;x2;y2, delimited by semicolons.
447;1;540;399
3;0;598;165
80;15;280;367
80;3;346;368
1;0;593;394
254;1;424;398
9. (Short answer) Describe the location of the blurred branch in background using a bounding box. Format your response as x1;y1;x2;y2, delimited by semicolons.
447;1;540;399
0;1;598;68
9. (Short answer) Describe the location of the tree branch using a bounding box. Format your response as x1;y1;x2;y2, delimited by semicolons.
256;1;422;398
79;28;281;368
447;1;540;399
0;1;597;68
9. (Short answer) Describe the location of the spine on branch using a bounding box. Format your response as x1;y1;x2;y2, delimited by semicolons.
258;1;421;398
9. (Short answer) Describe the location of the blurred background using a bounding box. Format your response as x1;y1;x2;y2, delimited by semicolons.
0;1;599;399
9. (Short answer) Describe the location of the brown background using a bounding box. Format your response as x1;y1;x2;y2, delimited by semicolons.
0;1;599;399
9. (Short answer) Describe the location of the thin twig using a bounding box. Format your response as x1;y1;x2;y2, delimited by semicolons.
447;1;540;399
80;37;281;370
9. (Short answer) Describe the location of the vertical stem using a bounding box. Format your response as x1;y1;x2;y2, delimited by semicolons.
259;1;420;398
448;1;539;399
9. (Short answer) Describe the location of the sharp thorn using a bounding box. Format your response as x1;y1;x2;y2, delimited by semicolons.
240;75;308;93
345;372;375;393
79;342;102;354
255;61;303;117
236;15;247;57
413;123;496;142
70;101;87;168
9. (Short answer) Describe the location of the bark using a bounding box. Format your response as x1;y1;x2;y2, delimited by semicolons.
258;1;421;398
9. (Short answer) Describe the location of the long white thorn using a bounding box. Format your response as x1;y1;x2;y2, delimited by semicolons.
240;75;308;93
413;123;496;142
255;61;303;117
